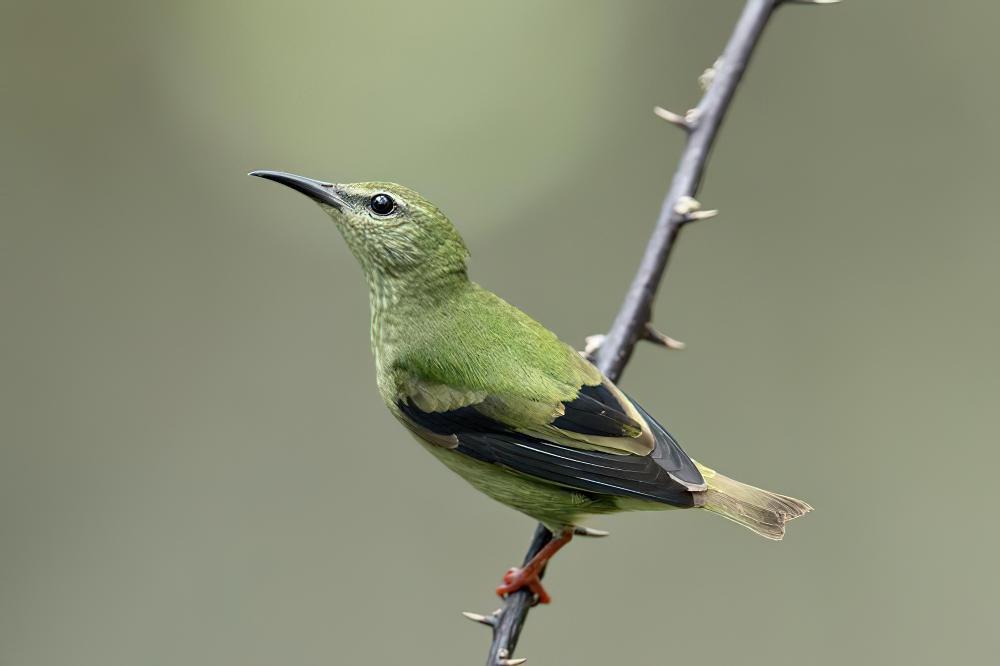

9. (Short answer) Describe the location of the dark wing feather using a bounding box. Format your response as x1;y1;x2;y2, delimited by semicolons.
631;398;705;489
398;400;697;507
552;383;643;438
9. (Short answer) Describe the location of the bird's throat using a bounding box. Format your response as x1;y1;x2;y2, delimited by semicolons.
367;270;469;382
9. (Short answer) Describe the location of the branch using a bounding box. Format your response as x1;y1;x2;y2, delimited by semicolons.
468;1;835;662
594;0;779;379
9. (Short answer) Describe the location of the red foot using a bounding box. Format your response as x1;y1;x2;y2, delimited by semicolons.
494;529;573;605
496;566;552;604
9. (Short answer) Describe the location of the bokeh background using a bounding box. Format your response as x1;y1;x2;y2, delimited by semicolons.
3;1;999;664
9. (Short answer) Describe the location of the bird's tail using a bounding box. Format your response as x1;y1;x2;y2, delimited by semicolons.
694;461;812;540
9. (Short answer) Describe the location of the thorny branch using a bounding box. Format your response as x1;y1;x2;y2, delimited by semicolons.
466;1;838;663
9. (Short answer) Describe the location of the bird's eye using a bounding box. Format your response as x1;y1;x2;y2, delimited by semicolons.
369;193;396;216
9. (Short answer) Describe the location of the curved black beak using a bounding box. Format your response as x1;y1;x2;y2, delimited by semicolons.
249;170;343;210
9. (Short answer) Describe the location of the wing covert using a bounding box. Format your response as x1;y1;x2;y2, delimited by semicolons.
397;398;699;507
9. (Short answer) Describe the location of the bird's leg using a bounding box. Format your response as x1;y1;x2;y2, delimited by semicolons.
495;528;573;604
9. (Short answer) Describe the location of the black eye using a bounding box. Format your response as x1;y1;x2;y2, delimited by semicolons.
369;193;396;216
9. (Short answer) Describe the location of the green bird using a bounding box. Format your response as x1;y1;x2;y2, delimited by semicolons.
251;170;811;603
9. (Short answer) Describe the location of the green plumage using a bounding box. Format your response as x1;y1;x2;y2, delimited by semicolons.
253;172;812;539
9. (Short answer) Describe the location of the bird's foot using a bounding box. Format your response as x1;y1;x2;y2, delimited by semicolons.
496;566;552;604
494;528;574;605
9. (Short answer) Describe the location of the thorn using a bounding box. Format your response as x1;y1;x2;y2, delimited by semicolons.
462;611;497;627
653;106;691;130
582;334;605;358
699;57;723;92
643;325;686;350
497;649;528;666
674;195;701;216
687;209;719;221
673;196;718;223
573;526;611;537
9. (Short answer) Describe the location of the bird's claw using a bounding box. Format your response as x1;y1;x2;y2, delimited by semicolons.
496;567;551;605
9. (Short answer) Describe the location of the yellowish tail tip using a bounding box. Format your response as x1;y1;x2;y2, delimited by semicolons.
694;462;812;540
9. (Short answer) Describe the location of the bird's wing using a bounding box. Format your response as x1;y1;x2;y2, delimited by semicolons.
389;285;704;495
394;367;706;503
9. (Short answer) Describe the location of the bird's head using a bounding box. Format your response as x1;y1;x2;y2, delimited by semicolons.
251;170;469;289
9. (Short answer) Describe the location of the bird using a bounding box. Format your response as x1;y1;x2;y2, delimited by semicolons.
250;170;812;604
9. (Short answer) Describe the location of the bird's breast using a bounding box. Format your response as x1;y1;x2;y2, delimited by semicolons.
369;292;412;402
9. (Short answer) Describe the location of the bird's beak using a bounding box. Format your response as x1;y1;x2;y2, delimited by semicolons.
249;170;344;210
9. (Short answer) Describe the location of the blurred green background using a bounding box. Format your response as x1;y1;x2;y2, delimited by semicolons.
3;1;998;664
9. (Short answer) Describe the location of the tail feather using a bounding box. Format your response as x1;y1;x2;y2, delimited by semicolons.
695;462;812;540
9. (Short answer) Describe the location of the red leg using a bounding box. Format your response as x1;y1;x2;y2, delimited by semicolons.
495;529;573;604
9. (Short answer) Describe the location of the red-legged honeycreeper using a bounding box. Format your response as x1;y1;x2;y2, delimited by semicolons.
251;170;812;603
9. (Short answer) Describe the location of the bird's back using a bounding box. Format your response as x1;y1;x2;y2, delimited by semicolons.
375;281;598;412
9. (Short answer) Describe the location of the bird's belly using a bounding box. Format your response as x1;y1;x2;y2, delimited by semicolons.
410;434;621;530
